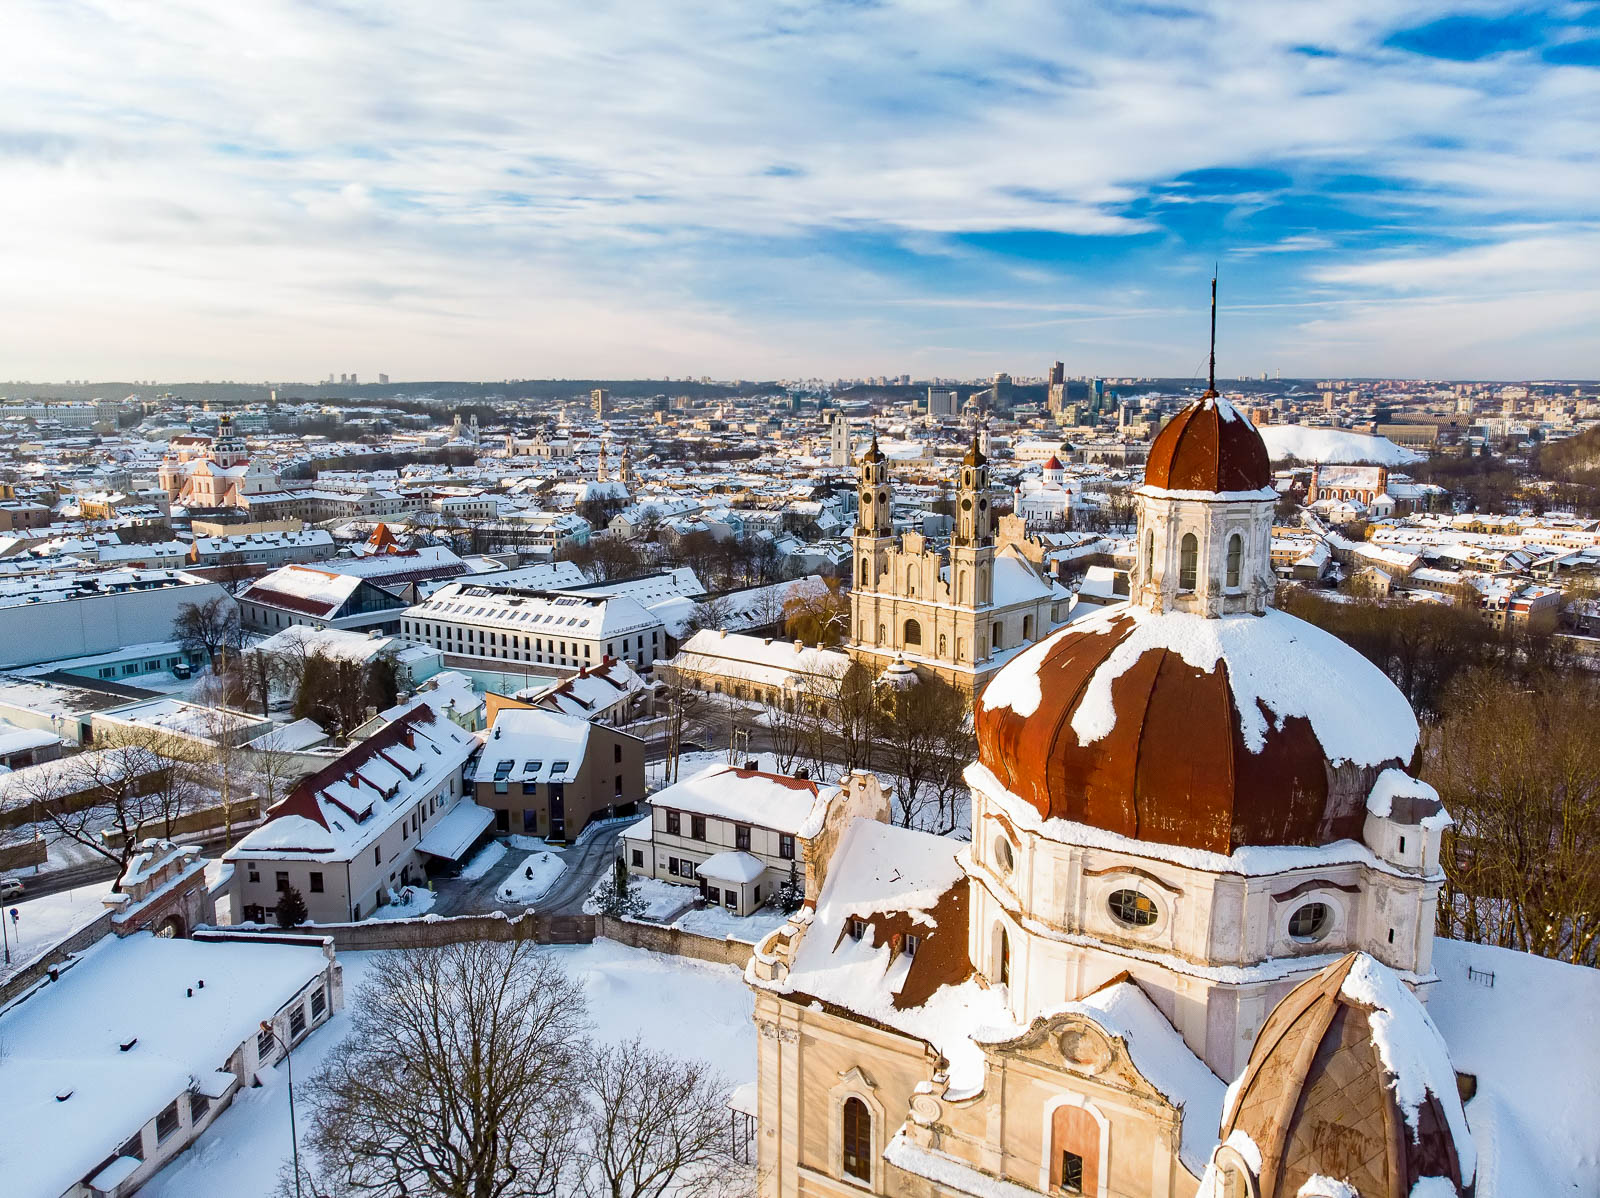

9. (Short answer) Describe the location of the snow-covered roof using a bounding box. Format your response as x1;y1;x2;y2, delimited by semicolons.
237;565;367;617
479;706;595;785
414;799;495;860
652;763;838;837
981;603;1419;769
0;933;332;1198
697;849;767;883
668;630;849;693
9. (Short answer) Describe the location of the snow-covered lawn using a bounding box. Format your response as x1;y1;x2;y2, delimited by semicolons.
0;878;115;982
457;839;507;880
142;942;756;1198
497;851;566;904
585;874;694;921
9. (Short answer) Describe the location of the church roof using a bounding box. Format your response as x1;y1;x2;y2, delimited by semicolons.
1144;395;1272;494
1217;952;1473;1198
976;604;1419;855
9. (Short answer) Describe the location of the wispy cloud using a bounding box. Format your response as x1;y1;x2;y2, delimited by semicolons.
0;0;1593;380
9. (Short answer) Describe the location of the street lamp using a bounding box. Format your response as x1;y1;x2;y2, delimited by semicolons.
260;1020;302;1198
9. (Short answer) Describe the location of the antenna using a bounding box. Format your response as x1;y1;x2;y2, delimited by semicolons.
1206;269;1218;397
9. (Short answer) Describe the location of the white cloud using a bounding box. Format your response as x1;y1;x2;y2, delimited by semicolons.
0;0;1593;377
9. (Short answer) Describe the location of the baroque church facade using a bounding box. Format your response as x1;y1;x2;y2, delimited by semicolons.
157;413;279;510
749;376;1486;1197
848;435;1070;693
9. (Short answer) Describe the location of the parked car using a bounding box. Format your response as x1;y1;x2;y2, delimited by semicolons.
0;879;24;900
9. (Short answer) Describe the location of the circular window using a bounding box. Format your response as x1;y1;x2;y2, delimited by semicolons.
978;498;988;511
961;498;972;511
993;836;1014;875
1108;888;1158;928
878;490;888;504
1288;902;1331;941
860;490;871;504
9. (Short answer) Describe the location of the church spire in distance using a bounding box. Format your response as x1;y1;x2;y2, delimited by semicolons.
1205;270;1218;399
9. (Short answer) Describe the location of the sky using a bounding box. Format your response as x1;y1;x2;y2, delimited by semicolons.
1;1;1596;383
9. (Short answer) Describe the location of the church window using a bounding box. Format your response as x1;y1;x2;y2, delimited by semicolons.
1288;901;1331;941
1143;530;1153;578
841;1097;872;1181
1023;614;1034;641
1178;533;1198;592
1226;533;1243;589
993;836;1014;875
1108;888;1158;927
903;619;922;646
907;569;916;596
993;925;1010;986
992;621;1003;651
859;557;868;581
1059;1150;1085;1194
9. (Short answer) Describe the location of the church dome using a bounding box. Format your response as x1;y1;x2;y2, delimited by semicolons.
1143;394;1271;493
975;605;1420;856
1216;952;1474;1198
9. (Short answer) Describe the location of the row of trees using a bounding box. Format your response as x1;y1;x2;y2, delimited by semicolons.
758;664;975;835
292;940;753;1198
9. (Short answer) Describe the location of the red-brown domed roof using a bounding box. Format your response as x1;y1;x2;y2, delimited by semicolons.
1144;395;1271;493
976;607;1419;856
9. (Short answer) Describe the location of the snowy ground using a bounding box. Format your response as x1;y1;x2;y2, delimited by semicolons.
142;942;757;1198
456;839;507;880
368;886;438;920
496;850;566;904
0;878;115;982
585;874;694;921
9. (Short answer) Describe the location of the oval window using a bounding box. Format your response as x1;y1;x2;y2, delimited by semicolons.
1288;901;1331;941
994;836;1014;875
1107;888;1158;927
878;490;888;504
961;497;972;511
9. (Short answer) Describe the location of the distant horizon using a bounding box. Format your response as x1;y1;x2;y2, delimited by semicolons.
3;3;1596;380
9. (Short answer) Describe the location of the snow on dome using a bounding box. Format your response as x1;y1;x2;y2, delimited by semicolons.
978;602;1419;855
1340;954;1476;1184
1367;768;1450;830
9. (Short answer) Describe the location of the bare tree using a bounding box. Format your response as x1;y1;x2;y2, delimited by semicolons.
299;940;588;1198
876;675;974;834
578;1038;752;1198
781;579;849;647
1429;666;1600;966
806;661;878;779
171;595;242;667
4;725;199;887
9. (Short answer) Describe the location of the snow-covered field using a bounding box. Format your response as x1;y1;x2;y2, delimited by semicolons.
0;878;114;982
1258;423;1425;466
585;874;790;944
497;850;566;904
143;942;757;1198
584;873;695;920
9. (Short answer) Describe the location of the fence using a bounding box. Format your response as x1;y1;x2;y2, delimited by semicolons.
0;837;47;871
0;909;115;1008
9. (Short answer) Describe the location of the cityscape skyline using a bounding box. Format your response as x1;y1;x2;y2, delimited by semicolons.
2;2;1596;381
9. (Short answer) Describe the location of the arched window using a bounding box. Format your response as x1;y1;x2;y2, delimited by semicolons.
906;569;916;596
1022;614;1034;641
994;924;1010;986
842;1097;872;1181
1049;1105;1101;1196
1143;529;1153;579
1178;533;1198;592
1226;533;1243;589
903;619;922;646
859;556;868;581
958;570;969;604
992;621;1003;651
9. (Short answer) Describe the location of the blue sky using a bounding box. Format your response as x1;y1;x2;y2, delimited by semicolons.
0;1;1596;381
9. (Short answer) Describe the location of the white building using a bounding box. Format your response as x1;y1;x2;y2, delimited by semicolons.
224;699;484;923
236;564;410;635
0;932;340;1198
624;765;888;916
401;582;667;673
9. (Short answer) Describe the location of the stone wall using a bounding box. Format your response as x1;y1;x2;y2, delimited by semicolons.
0;837;48;871
0;908;114;1007
200;907;755;968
